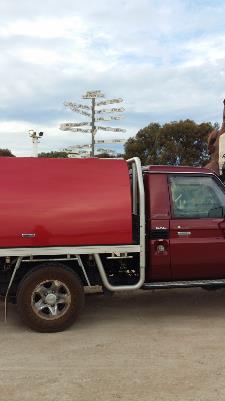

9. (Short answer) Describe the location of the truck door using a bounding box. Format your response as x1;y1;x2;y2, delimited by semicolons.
169;174;225;280
145;173;172;281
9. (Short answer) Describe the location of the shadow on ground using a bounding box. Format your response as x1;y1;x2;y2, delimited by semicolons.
1;287;224;331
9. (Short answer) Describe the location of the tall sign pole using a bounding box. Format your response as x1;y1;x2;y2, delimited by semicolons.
60;90;126;157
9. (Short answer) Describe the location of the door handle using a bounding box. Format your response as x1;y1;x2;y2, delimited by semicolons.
21;233;36;238
177;231;191;237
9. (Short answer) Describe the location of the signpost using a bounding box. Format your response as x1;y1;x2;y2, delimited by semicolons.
60;90;126;156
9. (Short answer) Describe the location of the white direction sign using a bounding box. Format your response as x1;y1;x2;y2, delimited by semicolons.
68;108;91;117
96;98;123;106
64;102;91;110
96;116;122;122
82;90;105;99
60;122;91;130
68;128;92;133
97;126;126;132
95;139;125;144
97;148;116;154
96;107;125;114
63;145;91;152
64;103;91;117
72;109;91;117
66;140;125;150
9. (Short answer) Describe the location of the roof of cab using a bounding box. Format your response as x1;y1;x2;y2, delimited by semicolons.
143;165;214;174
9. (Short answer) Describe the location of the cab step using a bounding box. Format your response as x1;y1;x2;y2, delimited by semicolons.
142;279;225;290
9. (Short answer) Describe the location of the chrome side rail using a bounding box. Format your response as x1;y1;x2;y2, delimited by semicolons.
0;244;140;257
95;157;146;291
143;279;225;289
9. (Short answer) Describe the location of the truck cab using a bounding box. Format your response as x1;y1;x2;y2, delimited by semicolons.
144;165;225;283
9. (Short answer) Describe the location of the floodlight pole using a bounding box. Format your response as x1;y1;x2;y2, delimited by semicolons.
32;137;39;158
29;130;43;157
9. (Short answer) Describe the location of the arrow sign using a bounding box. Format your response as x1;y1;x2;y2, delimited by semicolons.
82;90;105;99
66;140;125;148
60;122;91;130
96;98;123;106
64;103;91;117
97;148;116;153
64;102;91;110
95;116;123;122
95;139;126;144
68;128;92;133
97;126;127;132
96;107;125;114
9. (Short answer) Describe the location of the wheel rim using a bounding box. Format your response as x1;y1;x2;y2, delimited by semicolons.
31;280;72;321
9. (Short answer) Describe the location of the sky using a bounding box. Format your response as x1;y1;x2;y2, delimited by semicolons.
1;0;225;156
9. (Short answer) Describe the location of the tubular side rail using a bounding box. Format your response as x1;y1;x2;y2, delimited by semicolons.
95;157;146;291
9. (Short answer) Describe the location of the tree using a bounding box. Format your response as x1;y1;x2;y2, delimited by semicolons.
124;120;214;166
124;123;161;165
0;148;15;157
38;151;68;158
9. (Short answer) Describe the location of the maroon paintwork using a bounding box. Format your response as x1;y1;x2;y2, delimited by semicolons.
170;219;225;280
0;158;132;247
145;165;225;281
144;173;171;281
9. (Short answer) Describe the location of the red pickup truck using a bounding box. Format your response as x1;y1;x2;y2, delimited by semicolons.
1;156;225;332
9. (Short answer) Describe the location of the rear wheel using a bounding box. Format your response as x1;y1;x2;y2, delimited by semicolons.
17;264;84;332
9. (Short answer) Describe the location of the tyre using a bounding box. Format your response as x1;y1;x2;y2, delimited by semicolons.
17;263;84;332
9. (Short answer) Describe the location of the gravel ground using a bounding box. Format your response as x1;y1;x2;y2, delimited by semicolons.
1;288;225;401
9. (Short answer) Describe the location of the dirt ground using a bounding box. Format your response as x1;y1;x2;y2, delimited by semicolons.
1;288;225;401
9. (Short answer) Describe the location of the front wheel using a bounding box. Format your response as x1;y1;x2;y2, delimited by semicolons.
17;264;84;332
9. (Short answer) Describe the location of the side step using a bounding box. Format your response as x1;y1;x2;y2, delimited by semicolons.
142;279;225;290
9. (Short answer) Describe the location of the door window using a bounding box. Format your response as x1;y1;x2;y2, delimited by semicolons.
169;176;225;218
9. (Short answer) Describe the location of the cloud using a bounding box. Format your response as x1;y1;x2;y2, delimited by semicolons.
0;16;86;40
0;0;225;155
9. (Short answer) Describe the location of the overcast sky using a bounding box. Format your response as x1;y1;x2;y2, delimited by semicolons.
1;0;225;156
